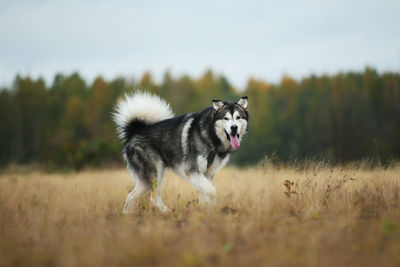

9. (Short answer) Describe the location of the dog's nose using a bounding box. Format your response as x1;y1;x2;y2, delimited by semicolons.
231;125;238;132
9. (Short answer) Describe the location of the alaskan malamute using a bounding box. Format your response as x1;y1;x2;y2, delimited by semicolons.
113;92;249;213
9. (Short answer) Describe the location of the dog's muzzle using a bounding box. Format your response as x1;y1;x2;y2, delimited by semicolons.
225;126;240;149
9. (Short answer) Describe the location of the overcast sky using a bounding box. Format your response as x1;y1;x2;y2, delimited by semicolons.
0;0;399;89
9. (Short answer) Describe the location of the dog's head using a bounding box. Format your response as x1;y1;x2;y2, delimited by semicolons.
212;97;249;151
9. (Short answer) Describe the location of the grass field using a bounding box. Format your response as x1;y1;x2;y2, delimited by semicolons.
0;166;400;266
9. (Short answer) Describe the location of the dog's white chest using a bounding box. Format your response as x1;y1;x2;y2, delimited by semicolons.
205;154;230;179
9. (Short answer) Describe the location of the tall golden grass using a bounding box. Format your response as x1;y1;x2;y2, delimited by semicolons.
0;166;399;266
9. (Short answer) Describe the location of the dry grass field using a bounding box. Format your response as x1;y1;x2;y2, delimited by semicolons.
1;165;400;267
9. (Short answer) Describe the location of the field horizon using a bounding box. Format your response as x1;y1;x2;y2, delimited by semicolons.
1;166;399;266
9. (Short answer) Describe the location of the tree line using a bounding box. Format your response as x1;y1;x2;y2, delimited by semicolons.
0;67;399;170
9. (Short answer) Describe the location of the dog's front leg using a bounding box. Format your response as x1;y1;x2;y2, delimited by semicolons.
187;174;216;205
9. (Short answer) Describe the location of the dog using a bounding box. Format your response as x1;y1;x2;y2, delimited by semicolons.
113;91;249;213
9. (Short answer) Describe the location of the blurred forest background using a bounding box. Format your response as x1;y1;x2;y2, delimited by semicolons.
0;67;399;170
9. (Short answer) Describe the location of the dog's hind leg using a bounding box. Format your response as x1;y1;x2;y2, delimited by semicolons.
122;178;151;214
151;183;170;212
122;146;156;214
150;162;170;212
123;145;171;213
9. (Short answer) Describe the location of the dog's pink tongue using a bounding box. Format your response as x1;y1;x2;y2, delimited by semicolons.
230;135;240;149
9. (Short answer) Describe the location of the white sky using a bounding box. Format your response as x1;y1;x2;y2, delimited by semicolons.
0;0;399;89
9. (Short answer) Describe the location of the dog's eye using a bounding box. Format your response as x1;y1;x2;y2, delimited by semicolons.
224;117;229;121
236;116;241;120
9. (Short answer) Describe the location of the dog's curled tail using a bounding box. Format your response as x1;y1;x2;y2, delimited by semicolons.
113;91;174;142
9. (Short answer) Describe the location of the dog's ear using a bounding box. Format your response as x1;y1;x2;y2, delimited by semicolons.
236;96;248;109
212;100;224;111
